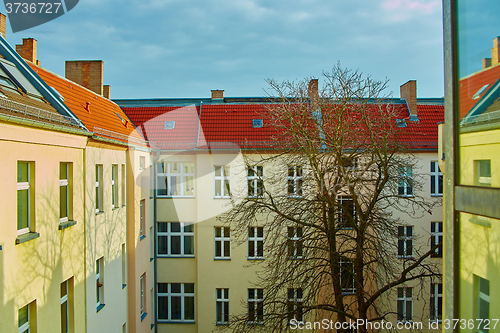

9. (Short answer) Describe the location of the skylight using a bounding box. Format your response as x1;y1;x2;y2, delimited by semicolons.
395;119;407;127
473;84;490;99
252;119;263;128
164;121;175;129
50;86;65;101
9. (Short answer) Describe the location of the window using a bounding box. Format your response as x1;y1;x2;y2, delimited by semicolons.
140;274;146;320
157;283;195;322
338;196;356;229
476;160;491;186
61;279;73;333
398;165;413;196
164;121;175;129
96;257;104;310
477;277;489;333
248;227;264;259
340;258;356;294
430;222;443;258
156;162;194;197
95;165;103;213
430;283;442;322
341;156;358;171
140;156;146;170
397;287;413;322
18;303;31;333
60;163;72;223
252;119;263;128
216;288;229;325
140;200;146;239
121;244;126;288
214;227;230;259
430;161;443;196
287;288;303;323
157;222;194;257
287;227;303;259
214;166;230;198
398;226;413;259
288;166;303;197
17;162;33;235
112;165;118;208
248;288;263;325
247;166;264;198
121;164;126;206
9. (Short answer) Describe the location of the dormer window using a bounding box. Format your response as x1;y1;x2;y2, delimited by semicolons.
252;119;263;128
473;84;490;99
164;121;175;129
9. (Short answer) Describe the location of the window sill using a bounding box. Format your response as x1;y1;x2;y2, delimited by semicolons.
122;284;127;289
157;320;195;324
248;258;265;261
214;258;231;261
59;220;77;230
140;235;146;241
150;257;154;262
96;304;105;312
112;207;121;211
469;216;492;228
397;256;414;259
16;232;40;245
214;197;231;200
157;255;195;258
151;324;155;330
216;323;229;326
157;196;195;199
141;312;147;322
95;211;104;216
431;194;443;197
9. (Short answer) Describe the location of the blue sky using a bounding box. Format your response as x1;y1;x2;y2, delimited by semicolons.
2;0;445;99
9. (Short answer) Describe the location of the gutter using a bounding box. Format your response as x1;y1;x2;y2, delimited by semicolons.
0;112;90;137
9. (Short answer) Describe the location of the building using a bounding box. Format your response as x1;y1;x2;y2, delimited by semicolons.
442;0;500;331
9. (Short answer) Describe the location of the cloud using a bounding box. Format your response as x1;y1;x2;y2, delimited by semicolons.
383;0;440;14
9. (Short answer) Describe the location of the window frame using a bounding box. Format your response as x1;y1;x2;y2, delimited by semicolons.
338;195;356;230
398;165;413;197
398;226;413;259
430;283;442;323
140;199;146;239
95;165;103;213
61;280;69;333
140;274;146;319
17;161;33;236
339;258;356;294
214;165;231;198
216;288;229;325
112;164;119;209
287;227;303;259
214;227;231;260
397;287;413;323
247;288;264;325
430;222;443;258
430;161;443;196
59;162;72;223
156;162;195;197
18;303;30;333
96;257;104;309
157;283;195;322
247;166;264;198
287;288;303;323
478;277;490;333
157;222;195;257
287;166;303;198
248;227;264;260
121;164;126;207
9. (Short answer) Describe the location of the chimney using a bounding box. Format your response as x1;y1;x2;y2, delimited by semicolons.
400;80;418;118
103;85;110;99
15;38;37;63
308;79;319;111
0;13;6;38
492;36;500;66
65;60;104;95
482;58;492;69
211;90;224;101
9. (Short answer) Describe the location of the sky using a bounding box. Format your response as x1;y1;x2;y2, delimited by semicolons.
1;0;445;99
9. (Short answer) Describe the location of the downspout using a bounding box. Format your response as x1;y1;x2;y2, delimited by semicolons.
196;101;202;147
153;150;160;333
83;137;88;333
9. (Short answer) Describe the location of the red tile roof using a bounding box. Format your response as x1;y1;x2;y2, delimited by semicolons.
27;63;146;146
459;63;500;119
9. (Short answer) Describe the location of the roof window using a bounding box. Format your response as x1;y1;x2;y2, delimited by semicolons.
115;112;128;127
50;86;65;101
164;121;175;129
473;84;490;99
395;119;407;127
252;119;263;128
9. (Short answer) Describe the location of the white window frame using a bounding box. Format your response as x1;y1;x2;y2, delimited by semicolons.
157;222;195;257
287;166;303;197
156;162;195;197
248;227;264;260
18;304;30;333
96;257;104;308
339;258;356;294
216;288;229;325
247;166;264;198
95;165;103;213
112;164;118;209
214;227;231;259
397;287;413;323
157;283;195;322
398;226;413;259
287;288;303;323
17;161;31;235
61;280;69;333
430;222;443;258
430;283;442;323
60;163;70;223
287;227;303;259
476;160;491;186
398;165;413;197
121;164;126;206
247;288;264;325
214;165;230;198
478;277;490;333
430;161;443;196
140;156;146;170
140;274;145;317
140;200;145;238
338;196;356;229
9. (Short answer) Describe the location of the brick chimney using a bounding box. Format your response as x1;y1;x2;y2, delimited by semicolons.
211;90;224;101
103;85;110;99
308;79;319;111
0;13;6;38
492;36;500;66
482;58;492;69
400;80;417;118
15;38;37;63
65;60;104;95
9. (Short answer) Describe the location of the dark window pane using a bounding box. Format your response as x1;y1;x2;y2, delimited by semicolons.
171;236;181;254
184;236;194;255
171;223;181;232
184;283;195;293
171;296;181;319
185;296;195;320
171;283;181;293
158;296;169;319
158;236;168;255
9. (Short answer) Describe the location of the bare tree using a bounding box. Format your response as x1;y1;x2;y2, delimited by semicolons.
219;64;442;332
